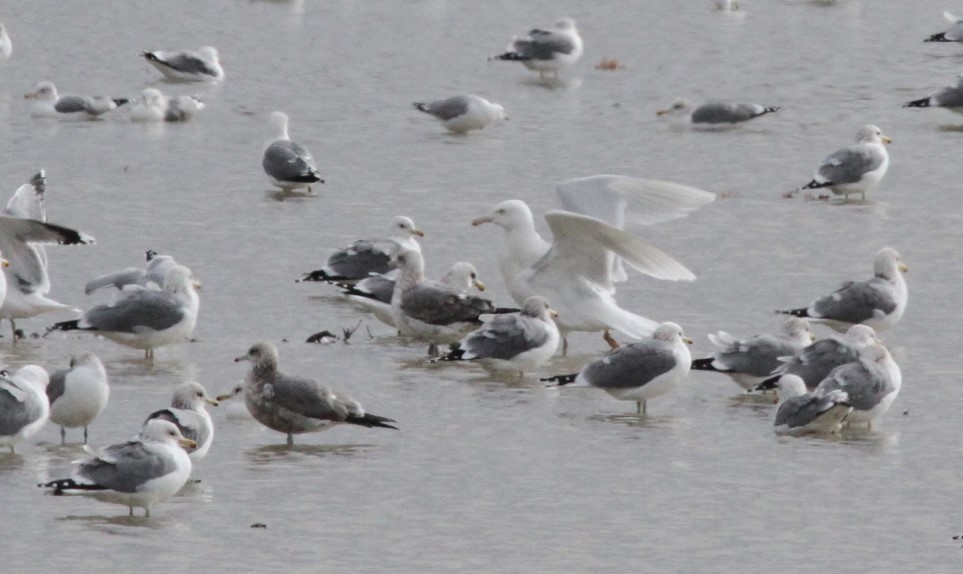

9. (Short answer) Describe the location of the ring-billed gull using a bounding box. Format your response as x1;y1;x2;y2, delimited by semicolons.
24;81;128;119
657;99;780;126
141;46;224;82
413;95;507;134
0;366;49;453
756;324;880;391
472;175;714;352
494;17;583;79
0;23;11;61
130;88;204;122
433;295;560;375
143;382;217;462
48;265;201;359
812;343;901;429
46;352;109;444
233;342;397;445
41;419;195;517
903;75;963;115
298;216;423;284
690;317;814;391
925;11;963;43
543;322;692;414
777;247;907;333
263;111;324;193
770;375;851;436
793;125;891;202
84;250;177;294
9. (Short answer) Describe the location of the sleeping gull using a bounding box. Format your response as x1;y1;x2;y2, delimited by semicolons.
232;342;397;445
792;125;891;202
0;365;49;453
46;352;109;444
812;343;901;429
0;22;11;61
130;88;204;122
141;46;224;82
413;95;507;134
472;175;714;352
756;325;880;391
24;81;128;119
47;265;201;359
657;99;780;126
925;11;963;43
777;247;907;333
143;382;217;462
542;322;692;414
690;317;814;391
84;250;177;294
298;216;423;284
41;418;195;517
903;75;963;115
263;111;324;192
432;295;560;375
769;374;851;436
494;17;584;79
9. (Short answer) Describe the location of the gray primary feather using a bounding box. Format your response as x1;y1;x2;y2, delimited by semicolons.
399;284;494;326
810;279;897;324
690;102;778;124
73;440;180;493
0;377;45;436
461;313;550;360
81;290;185;333
774;391;849;429
581;342;678;389
415;97;470;121
770;338;861;390
815;360;891;412
816;147;885;185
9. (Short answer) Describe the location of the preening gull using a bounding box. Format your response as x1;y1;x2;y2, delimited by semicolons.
433;295;560;375
130;88;204;122
143;382;217;462
24;81;128;119
263;111;324;192
812;343;901;428
84;250;177;294
778;247;907;333
903;75;963;114
657;99;780;126
298;216;423;284
0;22;11;61
233;342;397;445
48;265;201;359
494;17;583;79
0;365;49;453
41;419;195;517
542;322;692;414
793;125;891;202
141;46;224;82
46;352;109;444
756;324;880;391
413;95;507;133
770;375;851;436
472;175;714;352
925;11;963;43
690;317;814;391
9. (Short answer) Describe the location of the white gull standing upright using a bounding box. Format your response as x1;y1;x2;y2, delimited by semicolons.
46;352;109;444
793;125;891;202
413;95;507;134
141;46;224;82
494;17;583;79
262;111;324;193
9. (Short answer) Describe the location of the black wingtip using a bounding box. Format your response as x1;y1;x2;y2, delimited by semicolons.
493;52;529;62
350;413;398;430
113;98;129;107
297;270;343;283
763;106;781;114
432;347;466;363
690;357;719;372
540;373;578;385
925;32;948;42
30;170;46;192
46;319;80;335
142;51;159;61
754;376;779;392
413;102;430;113
801;179;832;190
903;97;931;109
305;330;337;344
775;308;809;319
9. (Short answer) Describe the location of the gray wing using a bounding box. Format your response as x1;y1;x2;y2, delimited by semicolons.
0;380;43;436
811;278;896;323
75;441;180;493
778;339;858;388
0;217;89;298
145;408;208;450
84;268;147;294
817;363;889;411
262;141;319;182
325;240;393;280
153;52;216;76
463;314;550;360
816;145;884;184
933;83;963;107
581;341;678;389
351;275;395;303
418;97;470;121
691;102;767;124
514;29;577;59
775;393;845;429
54;95;92;114
400;284;494;325
269;373;349;422
5;171;46;221
45;368;69;405
82;290;184;333
713;336;800;376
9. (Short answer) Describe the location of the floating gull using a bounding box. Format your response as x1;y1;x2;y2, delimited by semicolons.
0;366;49;453
24;81;128;119
413;95;507;134
770;374;851;436
778;247;907;333
143;382;217;462
0;22;11;61
232;342;397;445
793;125;891;202
263;111;324;192
433;295;560;375
141;46;224;82
130;88;204;122
812;343;901;428
41;419;195;517
298;216;423;284
84;250;178;294
542;322;692;414
756;324;880;391
925;11;963;43
903;75;963;115
494;17;584;79
690;317;814;391
46;352;109;444
657;99;780;126
472;175;714;352
48;265;201;359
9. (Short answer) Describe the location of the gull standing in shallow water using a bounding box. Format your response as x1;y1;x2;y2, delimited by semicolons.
756;324;880;391
24;81;128;119
143;382;217;462
770;375;851;436
543;322;692;414
903;75;963;115
413;95;507;134
0;366;49;453
812;343;901;429
793;125;891;202
778;247;908;333
46;352;109;444
141;46;224;82
924;11;963;44
657;99;780;127
41;419;195;517
262;111;324;193
494;17;583;79
231;342;397;445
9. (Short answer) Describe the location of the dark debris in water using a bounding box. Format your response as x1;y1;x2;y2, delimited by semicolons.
251;523;267;529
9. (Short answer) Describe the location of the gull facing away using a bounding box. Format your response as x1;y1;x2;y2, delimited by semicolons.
903;75;963;115
690;317;814;391
542;322;692;414
812;343;901;429
413;95;507;134
298;216;423;284
769;375;851;436
0;366;49;453
777;247;908;333
46;352;109;444
41;419;195;517
143;382;218;462
494;17;583;79
232;342;397;445
656;99;780;126
756;324;880;391
141;46;224;82
925;11;963;43
84;250;178;294
472;175;715;352
263;111;324;193
130;88;204;122
24;81;128;119
0;22;11;61
48;265;201;360
433;295;560;375
792;125;891;202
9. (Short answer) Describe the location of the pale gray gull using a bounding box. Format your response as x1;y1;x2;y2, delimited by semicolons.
263;111;324;192
413;95;507;133
298;215;423;283
771;374;851;436
494;17;583;79
46;352;109;444
657;99;780;126
925;11;963;43
84;250;177;294
793;125;891;202
143;382;217;461
130;88;204;122
0;365;49;453
24;81;128;119
755;325;880;391
141;46;224;81
903;75;963;114
812;343;901;428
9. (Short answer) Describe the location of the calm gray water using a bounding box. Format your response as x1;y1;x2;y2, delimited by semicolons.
1;0;962;571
